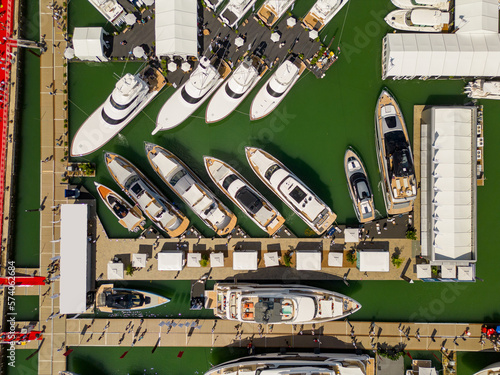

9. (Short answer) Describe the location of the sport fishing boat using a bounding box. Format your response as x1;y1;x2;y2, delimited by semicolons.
245;147;336;235
344;148;375;223
95;284;170;313
302;0;349;31
145;143;237;236
250;55;306;121
257;0;296;27
94;182;146;232
205;283;361;324
465;79;500;100
391;0;450;11
204;353;373;375
473;362;500;375
375;89;417;215
219;0;257;29
71;66;166;156
206;55;268;123
153;56;231;134
204;156;285;236
384;9;450;32
104;152;190;237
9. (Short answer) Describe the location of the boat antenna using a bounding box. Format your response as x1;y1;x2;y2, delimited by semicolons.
336;0;352;53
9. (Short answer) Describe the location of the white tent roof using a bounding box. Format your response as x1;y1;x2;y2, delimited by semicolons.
187;252;201;267
328;252;343;267
441;264;457;279
416;264;432;279
107;262;124;279
455;0;499;34
233;251;258;270
357;250;389;272
60;204;89;314
210;252;225;267
296;251;322;271
155;0;198;58
132;253;147;268
457;266;475;281
344;228;360;243
73;27;107;62
158;251;185;271
264;252;279;267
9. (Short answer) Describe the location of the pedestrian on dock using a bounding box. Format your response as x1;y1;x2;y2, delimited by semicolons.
313;338;322;344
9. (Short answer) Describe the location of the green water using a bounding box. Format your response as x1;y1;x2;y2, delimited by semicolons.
11;296;39;321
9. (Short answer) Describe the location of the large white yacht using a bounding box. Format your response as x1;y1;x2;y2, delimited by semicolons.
257;0;296;27
250;55;305;121
219;0;257;29
384;9;450;32
205;353;373;375
465;80;500;100
145;143;237;236
104;152;190;237
206;56;268;123
245;147;336;235
88;0;125;25
205;283;361;324
375;89;417;215
204;156;285;236
71;67;166;157
153;56;231;134
391;0;450;11
302;0;349;31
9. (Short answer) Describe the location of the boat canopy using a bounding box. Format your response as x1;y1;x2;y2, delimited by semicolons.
454;0;498;34
105;290;147;309
109;159;133;186
152;152;178;176
292;296;316;322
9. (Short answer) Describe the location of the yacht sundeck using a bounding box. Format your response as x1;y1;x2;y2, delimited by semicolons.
71;66;166;156
153;56;231;134
205;283;361;324
245;147;336;235
145;143;237;236
465;80;500;100
94;182;146;232
391;0;450;11
206;56;268;123
375;89;416;215
104;152;190;237
384;9;450;32
204;156;285;235
344;148;375;223
96;284;170;313
250;55;305;121
257;0;296;27
219;0;257;28
302;0;349;31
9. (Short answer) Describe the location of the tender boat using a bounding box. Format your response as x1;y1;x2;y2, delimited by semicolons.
473;362;500;375
257;0;296;27
96;284;170;313
465;79;500;100
205;283;361;324
71;66;166;156
206;55;268;123
344;148;375;223
245;147;336;235
302;0;349;31
250;55;305;121
375;89;417;215
145;143;237;236
204;353;373;375
391;0;450;11
219;0;257;29
204;156;285;235
94;182;146;232
104;152;190;237
153;56;231;134
384;9;450;32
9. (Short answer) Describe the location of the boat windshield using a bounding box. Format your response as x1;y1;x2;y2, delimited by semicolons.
110;95;135;110
181;86;204;104
105;291;145;309
264;164;280;181
225;83;245;99
384;130;407;156
392;148;414;177
130;182;144;196
235;187;263;214
384;115;397;129
112;202;128;218
222;174;238;190
170;169;187;186
289;186;307;204
350;173;371;200
266;83;283;98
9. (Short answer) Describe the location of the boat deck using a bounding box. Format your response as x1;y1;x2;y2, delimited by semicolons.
146;66;167;93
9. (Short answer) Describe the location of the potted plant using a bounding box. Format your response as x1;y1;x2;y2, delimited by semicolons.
346;250;356;265
282;251;293;267
406;227;417;240
200;253;209;267
125;263;134;276
391;252;404;268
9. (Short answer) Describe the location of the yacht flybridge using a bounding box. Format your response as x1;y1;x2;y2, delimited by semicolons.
219;0;257;29
391;0;450;11
245;147;336;235
204;156;285;236
375;89;417;215
145;143;237;236
257;0;296;27
205;283;361;324
302;0;349;32
153;56;231;134
104;152;190;237
384;8;450;32
71;66;166;157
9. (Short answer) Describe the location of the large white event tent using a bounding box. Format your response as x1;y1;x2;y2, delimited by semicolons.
454;0;499;34
73;27;108;62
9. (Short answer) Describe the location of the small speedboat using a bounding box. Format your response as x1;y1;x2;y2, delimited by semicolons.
465;80;500;100
257;0;296;27
302;0;349;31
250;55;305;121
96;284;170;313
344;148;375;223
219;0;257;28
391;0;450;11
245;147;336;235
94;182;146;232
385;9;450;32
204;156;285;235
145;143;237;236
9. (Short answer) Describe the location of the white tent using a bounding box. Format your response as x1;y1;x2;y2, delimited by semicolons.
328;252;343;267
233;251;258;270
357;250;389;272
441;264;457;279
287;17;296;27
187;253;201;267
158;251;185;271
143;0;154;5
296;251;321;271
133;46;146;58
181;61;191;72
64;47;75;59
167;61;177;72
309;30;318;39
455;0;499;34
235;37;245;47
270;32;281;42
344;228;360;243
124;13;137;26
457;266;475;281
416;264;432;279
132;253;147;268
107;262;124;279
155;0;198;58
210;252;224;267
73;27;108;62
264;252;279;267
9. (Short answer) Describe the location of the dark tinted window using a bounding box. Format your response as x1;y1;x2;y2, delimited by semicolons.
289;186;306;204
110;95;135;110
266;83;283;98
169;169;186;186
181;86;203;104
264;164;280;180
222;174;238;190
384;116;397;129
225;84;244;99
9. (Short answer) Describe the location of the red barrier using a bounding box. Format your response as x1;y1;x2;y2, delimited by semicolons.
0;276;47;286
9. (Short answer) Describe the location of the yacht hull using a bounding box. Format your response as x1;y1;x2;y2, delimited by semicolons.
391;0;450;11
96;284;170;313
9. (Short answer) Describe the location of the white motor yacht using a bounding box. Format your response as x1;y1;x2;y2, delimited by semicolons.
145;143;237;236
96;284;170;313
206;56;268;123
153;56;231;134
257;0;296;27
71;66;166;156
104;152;190;237
385;9;450;32
465;80;500;100
473;362;500;375
245;147;336;235
88;0;125;25
302;0;349;31
205;283;361;324
250;55;305;121
219;0;257;28
204;156;285;235
391;0;450;11
375;89;417;215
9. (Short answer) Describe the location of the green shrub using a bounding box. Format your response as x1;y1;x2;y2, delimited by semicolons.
282;251;293;267
346;250;356;265
125;263;134;276
200;254;210;267
406;228;417;240
391;252;404;268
